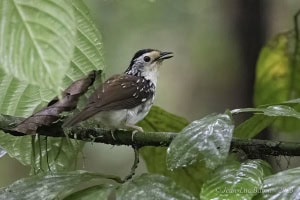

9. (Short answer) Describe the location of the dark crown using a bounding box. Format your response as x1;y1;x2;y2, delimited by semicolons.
125;48;157;76
129;49;156;67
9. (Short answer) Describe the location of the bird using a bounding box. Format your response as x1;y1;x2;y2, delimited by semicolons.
63;49;173;133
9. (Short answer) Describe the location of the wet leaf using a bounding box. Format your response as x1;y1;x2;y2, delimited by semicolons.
64;184;114;200
30;137;84;173
232;105;300;118
0;132;31;165
0;131;83;173
255;167;300;200
232;105;300;138
139;106;212;196
0;145;7;158
200;160;272;200
167;113;234;169
116;174;197;200
0;170;118;200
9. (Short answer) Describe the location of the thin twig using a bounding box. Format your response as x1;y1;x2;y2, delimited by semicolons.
123;146;140;181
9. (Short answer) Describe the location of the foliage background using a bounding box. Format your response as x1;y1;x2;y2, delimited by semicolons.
1;0;300;187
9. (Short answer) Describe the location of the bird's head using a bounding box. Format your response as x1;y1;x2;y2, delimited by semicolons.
125;49;173;81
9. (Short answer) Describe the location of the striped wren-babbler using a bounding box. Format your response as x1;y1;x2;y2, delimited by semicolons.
63;49;173;132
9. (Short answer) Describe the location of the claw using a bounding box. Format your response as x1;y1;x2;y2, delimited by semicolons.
111;130;116;140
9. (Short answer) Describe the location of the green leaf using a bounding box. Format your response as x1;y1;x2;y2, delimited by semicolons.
0;0;76;92
255;167;300;200
0;170;118;200
138;106;189;132
253;32;300;133
200;160;272;200
232;105;300;138
0;131;83;173
30;137;84;173
65;0;105;84
0;131;32;165
254;33;291;106
234;114;275;139
232;105;300;118
64;184;114;200
0;0;105;172
116;174;197;200
139;106;212;196
167;113;234;169
0;145;6;157
0;69;47;117
0;0;105;117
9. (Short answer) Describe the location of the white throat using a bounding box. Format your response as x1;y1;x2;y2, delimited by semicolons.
141;66;159;87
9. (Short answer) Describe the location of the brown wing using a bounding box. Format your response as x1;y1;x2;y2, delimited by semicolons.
63;74;154;127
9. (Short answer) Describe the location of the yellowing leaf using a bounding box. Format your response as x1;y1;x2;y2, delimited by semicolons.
254;33;291;106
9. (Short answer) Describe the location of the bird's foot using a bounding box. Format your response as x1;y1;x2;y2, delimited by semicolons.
125;124;144;142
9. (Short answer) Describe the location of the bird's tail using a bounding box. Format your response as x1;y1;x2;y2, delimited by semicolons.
62;107;97;127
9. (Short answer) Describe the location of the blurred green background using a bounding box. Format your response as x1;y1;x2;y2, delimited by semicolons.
1;0;300;187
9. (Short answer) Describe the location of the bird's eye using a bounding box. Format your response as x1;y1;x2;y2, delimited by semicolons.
143;56;151;62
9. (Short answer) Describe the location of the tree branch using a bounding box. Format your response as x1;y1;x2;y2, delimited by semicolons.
1;114;300;157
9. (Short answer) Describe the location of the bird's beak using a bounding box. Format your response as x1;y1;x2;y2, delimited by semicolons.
157;52;174;61
152;51;173;63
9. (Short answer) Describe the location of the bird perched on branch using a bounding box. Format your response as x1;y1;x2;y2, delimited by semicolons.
63;49;173;132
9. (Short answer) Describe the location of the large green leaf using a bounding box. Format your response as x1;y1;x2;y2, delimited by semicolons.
0;131;83;173
139;106;212;196
0;68;46;117
0;0;76;93
0;0;105;117
116;174;197;200
200;160;272;200
30;137;84;173
255;167;300;200
253;31;300;133
167;113;234;170
0;170;119;200
0;132;31;165
65;0;105;84
254;33;291;106
64;184;114;200
0;0;105;172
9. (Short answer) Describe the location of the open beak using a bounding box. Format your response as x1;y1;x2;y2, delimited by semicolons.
156;52;174;61
153;52;173;62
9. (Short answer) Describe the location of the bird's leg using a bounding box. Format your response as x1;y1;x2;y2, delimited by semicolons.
125;124;144;141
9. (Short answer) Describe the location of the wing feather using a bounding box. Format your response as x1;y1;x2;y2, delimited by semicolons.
63;74;154;127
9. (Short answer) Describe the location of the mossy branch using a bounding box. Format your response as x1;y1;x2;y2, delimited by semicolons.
1;114;300;157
